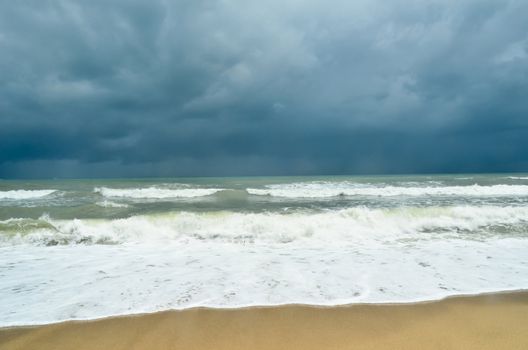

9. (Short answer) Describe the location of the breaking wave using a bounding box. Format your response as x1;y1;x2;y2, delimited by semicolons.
95;200;129;208
247;183;528;198
0;189;57;200
2;205;527;246
94;186;224;199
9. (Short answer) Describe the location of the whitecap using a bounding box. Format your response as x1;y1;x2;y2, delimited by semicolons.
0;189;57;200
94;186;223;199
4;205;528;246
95;200;129;208
247;183;528;198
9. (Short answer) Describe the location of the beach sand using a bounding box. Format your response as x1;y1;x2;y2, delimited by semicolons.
1;291;528;350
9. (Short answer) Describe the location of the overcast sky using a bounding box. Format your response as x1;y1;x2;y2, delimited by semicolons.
1;0;527;178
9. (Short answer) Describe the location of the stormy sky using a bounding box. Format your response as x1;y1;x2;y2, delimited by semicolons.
1;0;528;178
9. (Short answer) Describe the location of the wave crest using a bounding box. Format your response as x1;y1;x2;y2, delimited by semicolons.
2;205;527;246
247;183;528;198
95;200;129;208
0;190;57;200
94;186;224;199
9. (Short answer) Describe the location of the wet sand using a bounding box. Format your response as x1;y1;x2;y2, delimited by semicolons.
1;291;528;350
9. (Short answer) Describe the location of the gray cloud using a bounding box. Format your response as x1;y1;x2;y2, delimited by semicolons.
1;0;528;178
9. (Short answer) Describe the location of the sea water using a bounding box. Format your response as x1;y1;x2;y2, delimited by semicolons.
1;174;528;326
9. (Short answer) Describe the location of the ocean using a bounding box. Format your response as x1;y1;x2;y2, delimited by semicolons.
1;174;528;326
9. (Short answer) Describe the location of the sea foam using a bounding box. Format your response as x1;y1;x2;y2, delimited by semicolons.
3;176;528;327
1;231;526;326
95;200;129;208
2;205;527;246
247;183;528;198
0;189;56;200
94;186;224;199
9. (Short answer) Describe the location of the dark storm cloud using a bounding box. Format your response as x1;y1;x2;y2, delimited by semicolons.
1;0;528;178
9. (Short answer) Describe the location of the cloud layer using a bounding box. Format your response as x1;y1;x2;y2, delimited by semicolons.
1;0;528;177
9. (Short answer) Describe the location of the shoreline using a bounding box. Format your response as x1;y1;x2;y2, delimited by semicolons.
1;288;527;329
2;290;528;350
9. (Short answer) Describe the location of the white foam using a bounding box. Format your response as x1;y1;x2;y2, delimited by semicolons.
95;200;129;208
508;176;528;180
1;235;527;326
94;186;223;199
4;177;528;327
3;205;527;246
247;183;528;198
2;205;528;326
0;189;56;200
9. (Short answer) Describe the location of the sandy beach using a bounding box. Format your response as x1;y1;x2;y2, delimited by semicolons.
2;291;527;350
